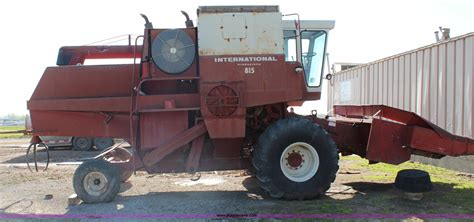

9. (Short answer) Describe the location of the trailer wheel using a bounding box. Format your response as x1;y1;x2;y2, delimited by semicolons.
103;147;134;182
94;138;114;151
73;159;120;203
72;137;93;151
252;118;339;200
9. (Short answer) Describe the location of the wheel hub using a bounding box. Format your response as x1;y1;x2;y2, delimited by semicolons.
77;138;87;148
84;172;109;196
280;142;320;182
286;151;303;168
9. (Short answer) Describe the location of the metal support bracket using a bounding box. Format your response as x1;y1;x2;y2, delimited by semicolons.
186;135;205;173
143;122;207;167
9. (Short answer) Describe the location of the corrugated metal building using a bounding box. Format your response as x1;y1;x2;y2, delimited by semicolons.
328;32;474;139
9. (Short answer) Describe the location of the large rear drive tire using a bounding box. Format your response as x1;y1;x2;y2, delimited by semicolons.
72;137;93;151
94;138;114;151
103;147;134;182
252;118;339;200
73;159;120;203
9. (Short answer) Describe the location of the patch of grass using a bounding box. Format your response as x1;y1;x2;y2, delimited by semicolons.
342;155;471;183
0;125;29;139
267;199;354;214
340;155;474;214
433;184;474;213
0;125;24;131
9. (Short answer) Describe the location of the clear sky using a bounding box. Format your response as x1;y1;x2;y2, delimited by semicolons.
0;0;472;115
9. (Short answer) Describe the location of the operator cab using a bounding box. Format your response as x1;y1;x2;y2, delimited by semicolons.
283;20;335;92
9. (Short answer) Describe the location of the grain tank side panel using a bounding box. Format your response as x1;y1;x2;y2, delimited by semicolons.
30;64;137;100
29;110;130;138
27;64;138;138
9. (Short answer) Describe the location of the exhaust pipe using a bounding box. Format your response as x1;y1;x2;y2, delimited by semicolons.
181;11;194;28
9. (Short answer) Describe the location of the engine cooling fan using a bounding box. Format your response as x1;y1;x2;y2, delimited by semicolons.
151;29;196;74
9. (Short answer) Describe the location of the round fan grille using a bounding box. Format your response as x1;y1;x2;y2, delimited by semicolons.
151;29;195;74
206;85;240;117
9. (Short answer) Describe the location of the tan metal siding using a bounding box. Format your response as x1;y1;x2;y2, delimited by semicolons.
328;33;474;139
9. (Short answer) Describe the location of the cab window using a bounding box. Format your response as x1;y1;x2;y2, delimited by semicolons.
283;30;297;62
301;31;327;87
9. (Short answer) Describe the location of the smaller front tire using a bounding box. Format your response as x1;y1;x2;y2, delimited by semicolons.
73;159;120;203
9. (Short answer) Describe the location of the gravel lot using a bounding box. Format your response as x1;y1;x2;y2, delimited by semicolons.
0;138;473;220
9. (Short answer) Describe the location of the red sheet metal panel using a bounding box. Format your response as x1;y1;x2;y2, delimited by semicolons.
314;117;371;157
137;94;200;111
139;112;188;152
409;126;474;156
29;111;130;138
212;138;243;158
30;64;138;100
27;64;139;140
28;97;130;112
199;55;305;107
366;118;411;164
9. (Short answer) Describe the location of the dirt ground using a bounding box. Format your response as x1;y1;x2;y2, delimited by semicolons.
0;138;473;220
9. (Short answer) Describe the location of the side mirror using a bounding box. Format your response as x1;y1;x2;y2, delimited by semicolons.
325;73;333;80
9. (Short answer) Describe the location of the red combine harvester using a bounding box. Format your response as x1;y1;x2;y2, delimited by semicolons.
27;6;474;203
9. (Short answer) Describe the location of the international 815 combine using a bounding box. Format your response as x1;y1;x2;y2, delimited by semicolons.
27;6;474;203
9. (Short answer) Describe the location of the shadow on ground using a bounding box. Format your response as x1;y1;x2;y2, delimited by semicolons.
65;177;274;215
339;181;474;214
61;177;474;215
3;148;99;164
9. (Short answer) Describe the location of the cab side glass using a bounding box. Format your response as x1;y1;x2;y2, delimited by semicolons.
284;30;297;62
301;31;327;87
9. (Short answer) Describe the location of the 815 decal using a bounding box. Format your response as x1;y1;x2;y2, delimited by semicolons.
244;67;255;74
